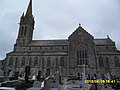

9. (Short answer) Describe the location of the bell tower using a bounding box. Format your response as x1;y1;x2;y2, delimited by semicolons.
16;0;35;46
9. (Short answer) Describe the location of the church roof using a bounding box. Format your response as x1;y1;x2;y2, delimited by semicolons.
68;25;93;39
29;40;68;46
29;38;115;46
94;38;115;45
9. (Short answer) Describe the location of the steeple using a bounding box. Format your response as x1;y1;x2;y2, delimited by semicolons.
26;0;32;16
15;0;35;46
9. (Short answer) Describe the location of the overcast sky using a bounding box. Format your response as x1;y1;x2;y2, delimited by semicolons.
0;0;120;60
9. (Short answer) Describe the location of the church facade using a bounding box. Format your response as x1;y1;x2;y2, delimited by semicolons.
4;0;120;78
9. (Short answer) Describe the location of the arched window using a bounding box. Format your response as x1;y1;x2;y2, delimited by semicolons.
105;57;109;68
24;27;27;36
15;57;18;67
21;27;24;36
21;57;25;66
42;57;44;67
98;56;104;67
62;46;64;50
47;57;51;67
56;57;58;69
60;57;64;67
114;56;120;67
8;57;13;66
77;49;88;65
34;57;38;66
29;57;32;66
51;46;53;50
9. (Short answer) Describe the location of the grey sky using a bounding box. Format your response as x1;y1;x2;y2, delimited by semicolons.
0;0;120;60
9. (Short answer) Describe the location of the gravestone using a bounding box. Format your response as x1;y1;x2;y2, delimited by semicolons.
9;71;13;77
25;66;30;82
14;71;19;80
37;70;41;81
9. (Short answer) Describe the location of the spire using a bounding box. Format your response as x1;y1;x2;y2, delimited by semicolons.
26;0;32;16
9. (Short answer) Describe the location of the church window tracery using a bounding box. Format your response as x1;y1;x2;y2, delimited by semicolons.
114;56;120;67
56;57;58;69
42;57;44;67
24;27;27;36
105;57;109;68
34;57;38;66
15;57;18;67
76;45;88;65
47;57;51;67
29;57;32;66
21;27;24;36
8;57;13;66
60;57;64;67
21;57;25;66
98;56;104;67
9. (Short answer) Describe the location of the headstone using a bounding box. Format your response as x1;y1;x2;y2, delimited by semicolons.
37;70;41;81
56;71;59;87
32;75;36;80
94;74;98;90
77;73;80;79
9;71;13;77
106;72;111;79
25;66;30;82
14;71;19;80
59;75;62;84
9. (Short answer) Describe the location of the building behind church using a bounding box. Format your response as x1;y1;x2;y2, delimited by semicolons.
4;0;120;78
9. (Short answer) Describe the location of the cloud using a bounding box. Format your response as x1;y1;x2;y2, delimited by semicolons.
0;10;19;60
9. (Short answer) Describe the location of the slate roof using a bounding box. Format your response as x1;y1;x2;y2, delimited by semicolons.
68;26;93;39
30;39;68;46
94;38;115;45
29;38;115;46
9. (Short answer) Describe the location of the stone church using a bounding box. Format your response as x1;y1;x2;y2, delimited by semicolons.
4;0;120;78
